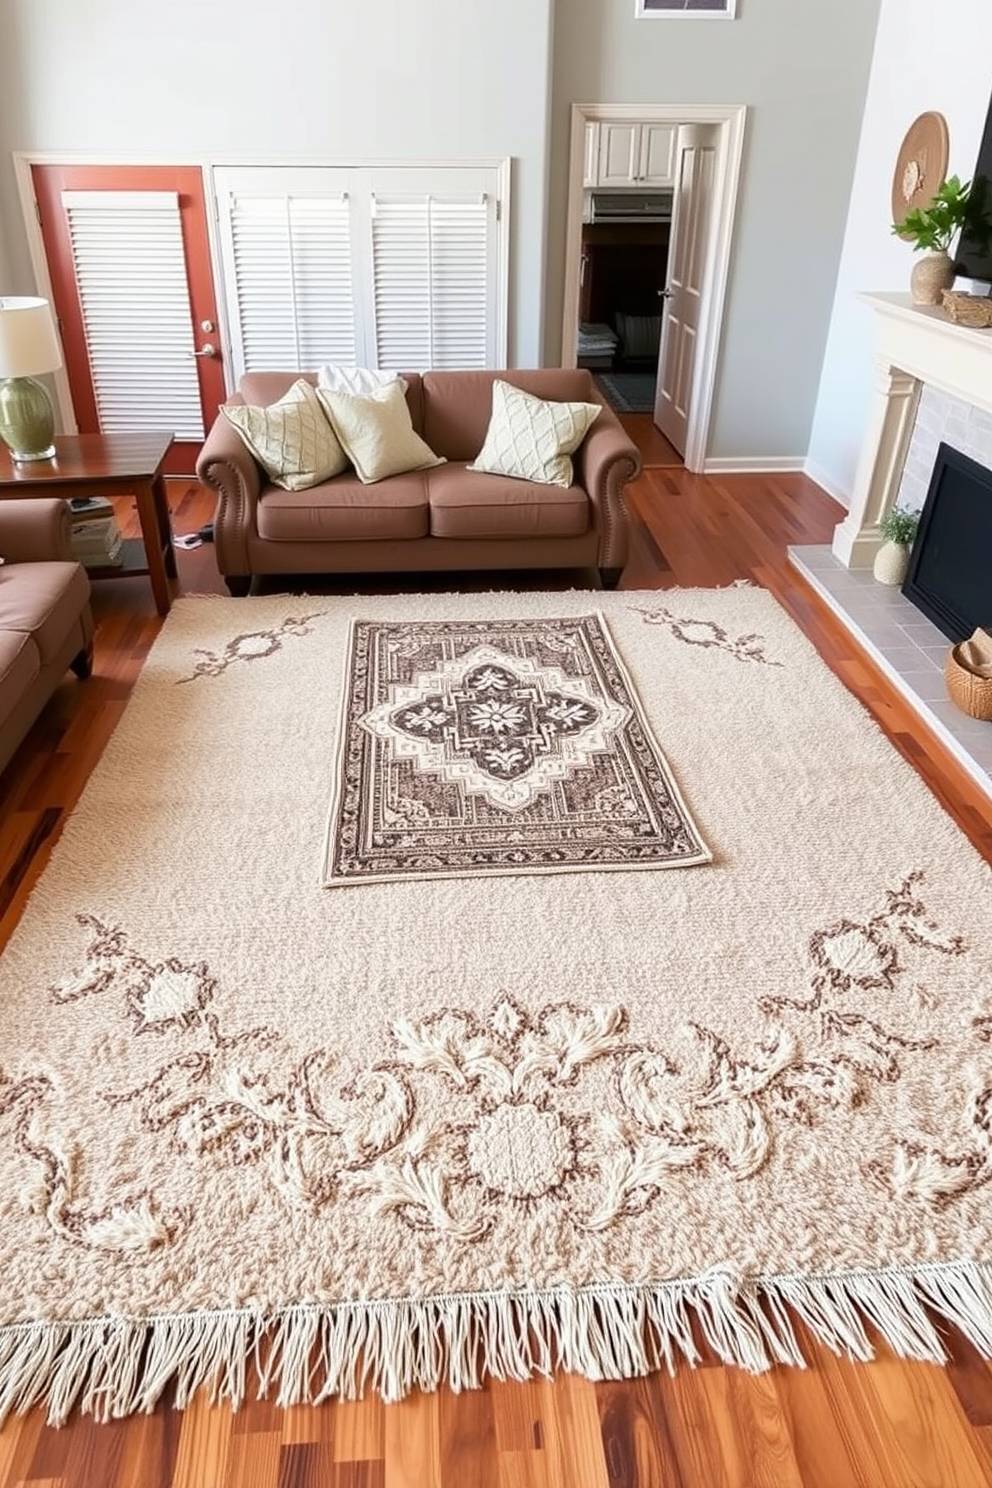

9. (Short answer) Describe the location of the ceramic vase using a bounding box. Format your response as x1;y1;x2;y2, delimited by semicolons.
909;250;955;307
873;539;911;586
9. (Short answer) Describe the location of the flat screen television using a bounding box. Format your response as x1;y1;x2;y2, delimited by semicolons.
953;89;992;288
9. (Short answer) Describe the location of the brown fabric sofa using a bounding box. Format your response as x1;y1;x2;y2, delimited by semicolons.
0;499;94;776
195;369;642;594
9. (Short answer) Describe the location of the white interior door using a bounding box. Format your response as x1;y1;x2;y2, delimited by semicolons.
654;124;719;455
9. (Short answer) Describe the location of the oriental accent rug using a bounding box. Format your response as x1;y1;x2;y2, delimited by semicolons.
1;587;992;1427
322;613;711;885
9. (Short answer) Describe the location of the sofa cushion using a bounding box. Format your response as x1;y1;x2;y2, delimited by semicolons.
0;562;90;667
0;629;40;709
317;382;444;484
257;472;429;542
222;379;350;490
426;463;589;541
421;370;603;462
468;379;601;489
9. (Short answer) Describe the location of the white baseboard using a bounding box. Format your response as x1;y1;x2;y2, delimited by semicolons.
701;455;806;474
802;458;851;508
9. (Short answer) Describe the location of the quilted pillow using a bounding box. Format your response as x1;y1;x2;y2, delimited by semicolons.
317;380;444;484
468;379;601;488
221;379;349;490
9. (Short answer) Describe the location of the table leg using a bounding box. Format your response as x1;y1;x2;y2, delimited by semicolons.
152;473;178;580
135;477;172;615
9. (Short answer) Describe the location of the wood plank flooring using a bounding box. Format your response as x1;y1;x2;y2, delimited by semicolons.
0;421;990;1487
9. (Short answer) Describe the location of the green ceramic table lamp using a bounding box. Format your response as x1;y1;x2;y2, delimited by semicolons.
0;296;63;462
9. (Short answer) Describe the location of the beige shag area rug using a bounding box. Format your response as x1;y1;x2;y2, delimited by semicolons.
2;586;992;1425
322;612;710;885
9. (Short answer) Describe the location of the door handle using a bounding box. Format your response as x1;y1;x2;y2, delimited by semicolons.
188;344;217;358
657;288;672;300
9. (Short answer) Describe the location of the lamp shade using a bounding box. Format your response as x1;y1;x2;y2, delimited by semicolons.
0;297;62;378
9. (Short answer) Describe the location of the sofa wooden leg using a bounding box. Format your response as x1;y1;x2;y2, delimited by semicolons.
225;576;252;597
70;642;94;681
599;567;623;591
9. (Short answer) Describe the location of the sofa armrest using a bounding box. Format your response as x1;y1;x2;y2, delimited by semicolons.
195;400;262;578
574;399;642;574
0;497;75;563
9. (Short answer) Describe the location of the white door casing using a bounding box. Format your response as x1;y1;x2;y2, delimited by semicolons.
561;104;746;472
15;155;510;426
654;124;719;455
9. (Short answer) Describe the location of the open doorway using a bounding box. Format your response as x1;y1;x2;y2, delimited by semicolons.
561;104;746;471
577;201;669;414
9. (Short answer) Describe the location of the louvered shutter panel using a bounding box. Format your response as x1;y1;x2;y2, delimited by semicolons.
216;183;356;378
371;196;492;371
60;191;204;439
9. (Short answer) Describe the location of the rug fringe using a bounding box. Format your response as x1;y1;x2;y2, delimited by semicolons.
5;1260;992;1425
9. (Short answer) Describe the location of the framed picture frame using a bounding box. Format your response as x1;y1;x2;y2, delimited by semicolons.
635;0;737;16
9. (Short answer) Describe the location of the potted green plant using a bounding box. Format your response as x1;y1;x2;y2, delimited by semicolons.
873;505;920;586
892;175;972;305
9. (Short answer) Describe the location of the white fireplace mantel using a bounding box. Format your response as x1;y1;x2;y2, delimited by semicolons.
831;292;992;567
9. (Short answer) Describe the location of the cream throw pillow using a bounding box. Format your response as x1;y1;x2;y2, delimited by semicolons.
222;379;348;491
317;365;406;396
468;379;601;488
317;381;444;484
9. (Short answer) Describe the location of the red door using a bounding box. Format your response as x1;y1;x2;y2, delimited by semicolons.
32;164;225;476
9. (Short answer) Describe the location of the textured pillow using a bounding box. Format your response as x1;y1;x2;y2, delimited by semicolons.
317;365;406;396
317;381;444;484
221;379;349;491
468;380;601;488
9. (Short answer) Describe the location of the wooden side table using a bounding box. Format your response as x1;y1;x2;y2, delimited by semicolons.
0;433;177;615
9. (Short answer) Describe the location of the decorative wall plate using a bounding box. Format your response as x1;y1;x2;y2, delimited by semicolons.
892;111;949;233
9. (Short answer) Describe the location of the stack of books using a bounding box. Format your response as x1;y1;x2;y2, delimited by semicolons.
66;497;125;568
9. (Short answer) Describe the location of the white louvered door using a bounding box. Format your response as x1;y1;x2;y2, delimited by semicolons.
32;164;224;475
213;164;505;383
61;192;204;440
213;169;359;377
370;194;494;371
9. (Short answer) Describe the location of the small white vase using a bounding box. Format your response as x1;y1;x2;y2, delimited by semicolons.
909;250;955;306
873;539;910;586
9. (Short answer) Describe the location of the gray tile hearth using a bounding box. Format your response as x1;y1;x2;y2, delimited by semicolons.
789;545;992;802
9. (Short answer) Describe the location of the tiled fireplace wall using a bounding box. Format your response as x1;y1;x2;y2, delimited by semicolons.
897;384;992;512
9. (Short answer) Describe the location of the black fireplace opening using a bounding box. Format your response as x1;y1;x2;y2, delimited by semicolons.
901;441;992;643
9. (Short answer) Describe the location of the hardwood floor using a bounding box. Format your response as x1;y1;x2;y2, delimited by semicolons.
0;423;990;1487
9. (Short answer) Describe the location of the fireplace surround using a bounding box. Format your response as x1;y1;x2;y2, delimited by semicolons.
790;291;992;803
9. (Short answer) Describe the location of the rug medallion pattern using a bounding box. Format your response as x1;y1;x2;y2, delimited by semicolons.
323;613;711;884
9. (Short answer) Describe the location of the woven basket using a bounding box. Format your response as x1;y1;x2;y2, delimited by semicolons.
945;629;992;720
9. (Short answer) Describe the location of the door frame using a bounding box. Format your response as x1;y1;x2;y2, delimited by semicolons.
13;150;236;440
14;150;513;437
561;103;746;472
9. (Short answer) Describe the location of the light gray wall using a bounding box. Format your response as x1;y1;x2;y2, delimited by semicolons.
0;0;554;365
548;0;881;461
807;0;992;505
0;0;885;462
